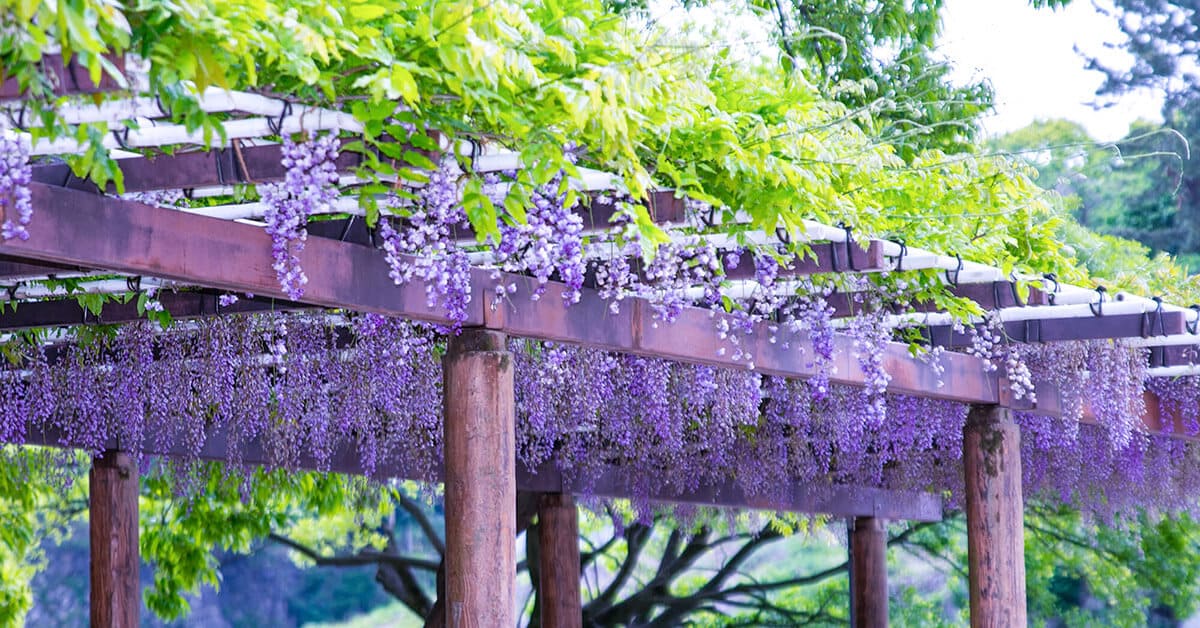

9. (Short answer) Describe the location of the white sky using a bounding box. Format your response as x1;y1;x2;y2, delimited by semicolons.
938;0;1164;142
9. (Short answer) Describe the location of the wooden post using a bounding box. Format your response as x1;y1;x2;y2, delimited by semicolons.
848;516;888;628
538;493;582;628
443;329;516;628
90;449;139;627
963;405;1026;627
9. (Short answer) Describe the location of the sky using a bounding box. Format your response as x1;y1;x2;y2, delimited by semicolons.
938;0;1164;141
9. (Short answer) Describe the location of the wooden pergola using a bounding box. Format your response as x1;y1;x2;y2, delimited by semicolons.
3;60;1198;627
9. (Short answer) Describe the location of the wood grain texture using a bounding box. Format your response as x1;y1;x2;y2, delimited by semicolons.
849;517;888;628
90;450;139;627
443;329;515;628
538;494;582;628
963;405;1027;628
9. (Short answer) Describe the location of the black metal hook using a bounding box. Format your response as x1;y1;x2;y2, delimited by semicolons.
1188;304;1200;335
839;223;856;271
893;240;907;272
1141;296;1167;337
5;104;27;131
266;100;294;137
126;276;142;293
1088;285;1107;317
1042;273;1060;305
774;226;792;247
945;254;963;286
111;127;132;150
154;93;173;119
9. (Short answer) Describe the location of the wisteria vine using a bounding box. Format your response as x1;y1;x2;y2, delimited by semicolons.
0;313;1191;520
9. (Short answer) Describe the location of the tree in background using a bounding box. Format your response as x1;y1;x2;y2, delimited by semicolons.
990;119;1192;263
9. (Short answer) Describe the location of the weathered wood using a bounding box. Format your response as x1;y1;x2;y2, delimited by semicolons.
7;183;1003;404
538;494;582;628
963;405;1026;628
90;450;139;628
443;329;515;628
848;517;888;628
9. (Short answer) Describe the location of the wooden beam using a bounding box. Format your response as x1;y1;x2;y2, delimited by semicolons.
443;329;515;627
89;449;139;628
924;310;1186;347
7;182;1000;403
538;493;582;628
0;291;304;331
848;516;888;628
520;464;943;522
963;405;1026;627
1;54;126;99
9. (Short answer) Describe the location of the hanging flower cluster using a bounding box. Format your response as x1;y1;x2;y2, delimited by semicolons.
0;135;33;241
378;161;473;328
259;133;341;300
0;315;1192;520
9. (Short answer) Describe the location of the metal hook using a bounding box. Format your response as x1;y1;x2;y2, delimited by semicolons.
894;240;907;272
1042;273;1060;305
1088;285;1107;317
126;276;142;293
944;254;963;286
839;223;856;271
154;93;173;119
1149;296;1167;336
111;127;132;150
266;100;294;137
1188;304;1200;335
5;104;27;131
774;226;792;247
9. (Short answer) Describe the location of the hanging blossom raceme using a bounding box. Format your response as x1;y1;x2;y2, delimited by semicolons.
489;168;586;307
0;135;33;241
258;133;341;300
5;314;1200;521
378;161;472;328
1146;376;1200;437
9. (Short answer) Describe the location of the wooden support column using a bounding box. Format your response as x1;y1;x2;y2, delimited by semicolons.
90;450;139;628
963;405;1026;627
538;493;582;628
848;516;888;628
443;329;516;628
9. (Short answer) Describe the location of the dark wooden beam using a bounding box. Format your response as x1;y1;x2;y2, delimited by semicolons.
1147;344;1200;368
0;291;303;331
520;465;943;522
963;405;1026;627
90;449;140;628
1;54;126;99
923;311;1186;347
828;282;1049;318
6;182;1001;403
849;516;888;628
0;254;88;281
443;329;515;627
538;493;582;628
723;240;888;278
